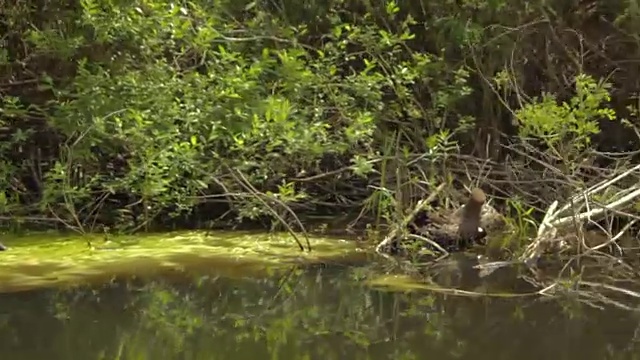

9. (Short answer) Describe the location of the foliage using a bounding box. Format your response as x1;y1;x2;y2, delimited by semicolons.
0;0;637;238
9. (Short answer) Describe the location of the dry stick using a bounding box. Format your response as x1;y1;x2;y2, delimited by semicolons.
63;112;129;233
537;283;559;296
87;192;111;232
201;175;238;237
579;280;640;299
522;165;640;264
130;211;161;233
61;146;86;234
557;165;640;221
0;216;66;223
584;220;637;255
406;233;450;257
537;200;559;237
486;186;640;271
193;193;293;236
294;159;381;182
375;182;446;255
209;175;236;211
225;166;310;252
46;204;84;235
554;163;640;217
552;221;638;288
582;293;638;312
232;169;311;252
550;187;640;229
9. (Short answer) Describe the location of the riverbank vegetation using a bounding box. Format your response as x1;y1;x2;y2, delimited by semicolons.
3;0;640;262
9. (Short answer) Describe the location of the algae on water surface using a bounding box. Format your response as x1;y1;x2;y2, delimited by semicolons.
0;231;362;293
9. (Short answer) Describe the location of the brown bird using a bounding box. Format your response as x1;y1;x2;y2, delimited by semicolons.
456;187;487;243
407;188;488;253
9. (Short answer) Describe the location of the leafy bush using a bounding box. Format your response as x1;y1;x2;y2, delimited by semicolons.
0;0;635;236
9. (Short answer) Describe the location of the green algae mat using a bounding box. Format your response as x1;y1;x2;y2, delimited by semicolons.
0;231;364;293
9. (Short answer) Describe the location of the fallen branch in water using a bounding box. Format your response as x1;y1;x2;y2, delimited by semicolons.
375;183;446;257
521;163;640;266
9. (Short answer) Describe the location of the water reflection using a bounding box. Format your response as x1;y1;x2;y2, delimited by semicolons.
0;261;639;360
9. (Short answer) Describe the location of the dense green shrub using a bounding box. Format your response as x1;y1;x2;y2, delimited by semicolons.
0;0;635;234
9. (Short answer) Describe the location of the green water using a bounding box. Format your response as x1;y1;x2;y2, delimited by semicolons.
0;231;639;359
1;254;639;360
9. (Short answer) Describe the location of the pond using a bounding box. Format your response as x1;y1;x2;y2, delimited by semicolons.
0;232;639;359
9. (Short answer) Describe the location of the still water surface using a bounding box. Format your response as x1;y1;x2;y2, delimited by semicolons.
0;258;639;360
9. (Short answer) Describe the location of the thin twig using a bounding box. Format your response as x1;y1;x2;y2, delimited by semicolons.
375;183;446;255
226;165;311;252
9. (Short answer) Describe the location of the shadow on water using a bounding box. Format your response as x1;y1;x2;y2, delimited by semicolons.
1;253;640;360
